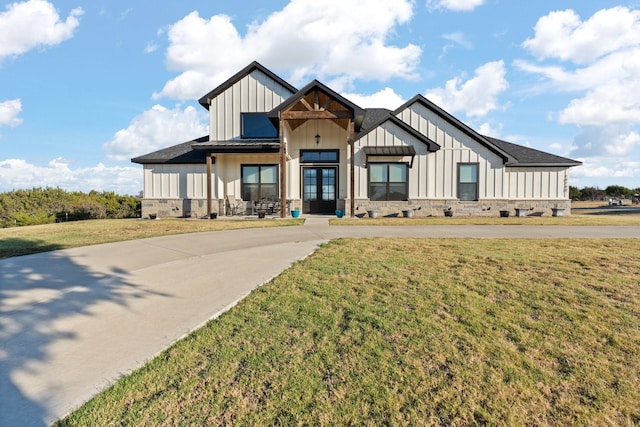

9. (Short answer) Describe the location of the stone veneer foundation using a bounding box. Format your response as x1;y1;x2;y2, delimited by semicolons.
141;198;571;219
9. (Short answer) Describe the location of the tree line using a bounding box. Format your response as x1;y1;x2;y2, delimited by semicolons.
570;185;640;201
0;187;140;228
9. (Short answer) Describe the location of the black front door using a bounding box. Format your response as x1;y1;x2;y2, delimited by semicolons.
303;167;337;214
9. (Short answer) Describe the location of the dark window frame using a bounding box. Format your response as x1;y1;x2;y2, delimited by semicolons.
368;162;409;202
300;149;340;163
240;112;278;139
457;163;479;201
241;164;279;201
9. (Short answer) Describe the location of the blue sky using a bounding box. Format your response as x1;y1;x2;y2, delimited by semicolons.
1;0;639;195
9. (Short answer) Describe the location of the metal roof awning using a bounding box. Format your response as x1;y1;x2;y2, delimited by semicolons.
192;139;280;154
363;146;417;167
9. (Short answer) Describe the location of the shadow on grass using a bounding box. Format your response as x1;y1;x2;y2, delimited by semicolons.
0;238;169;426
0;237;66;260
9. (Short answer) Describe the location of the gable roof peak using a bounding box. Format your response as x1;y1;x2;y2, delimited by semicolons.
197;61;297;109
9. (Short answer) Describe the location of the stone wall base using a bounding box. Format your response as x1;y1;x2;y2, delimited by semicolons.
141;198;572;219
351;199;572;218
141;199;217;219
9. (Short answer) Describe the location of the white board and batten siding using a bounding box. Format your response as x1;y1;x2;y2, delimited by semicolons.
353;121;429;199
143;164;208;199
396;103;568;201
209;69;294;141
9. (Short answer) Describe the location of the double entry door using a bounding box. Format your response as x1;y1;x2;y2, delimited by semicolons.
302;167;337;214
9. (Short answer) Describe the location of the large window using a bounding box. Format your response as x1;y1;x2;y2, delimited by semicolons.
458;163;479;201
369;163;408;201
242;165;278;201
241;113;278;139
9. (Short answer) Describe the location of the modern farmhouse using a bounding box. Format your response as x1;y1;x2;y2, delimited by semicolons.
132;61;581;219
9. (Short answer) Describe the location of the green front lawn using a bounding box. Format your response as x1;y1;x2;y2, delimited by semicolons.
56;238;640;426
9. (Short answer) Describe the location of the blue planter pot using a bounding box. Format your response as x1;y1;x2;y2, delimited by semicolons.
291;209;300;218
335;209;344;218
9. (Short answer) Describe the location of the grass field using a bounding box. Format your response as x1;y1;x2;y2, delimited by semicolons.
55;238;640;426
1;206;639;259
0;218;303;259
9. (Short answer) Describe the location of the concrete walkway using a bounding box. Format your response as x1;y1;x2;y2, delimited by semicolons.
1;219;638;426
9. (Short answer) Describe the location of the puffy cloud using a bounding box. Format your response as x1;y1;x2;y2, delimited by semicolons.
0;0;83;61
0;158;141;194
556;51;640;126
0;99;23;129
341;87;405;109
522;7;640;65
517;7;640;164
425;60;508;117
427;0;485;12
154;0;420;100
103;105;208;161
570;125;640;158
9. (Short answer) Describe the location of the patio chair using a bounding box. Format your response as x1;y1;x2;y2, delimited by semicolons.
225;196;240;216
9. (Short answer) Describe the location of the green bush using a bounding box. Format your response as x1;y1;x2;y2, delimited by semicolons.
0;187;141;228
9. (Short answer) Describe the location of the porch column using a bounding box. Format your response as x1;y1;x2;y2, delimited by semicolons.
349;121;355;218
206;153;213;217
279;119;287;218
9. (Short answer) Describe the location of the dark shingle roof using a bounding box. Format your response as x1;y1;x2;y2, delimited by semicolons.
484;136;582;167
131;135;285;164
131;136;209;164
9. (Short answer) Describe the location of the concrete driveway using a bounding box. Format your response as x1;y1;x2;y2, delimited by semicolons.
1;218;638;426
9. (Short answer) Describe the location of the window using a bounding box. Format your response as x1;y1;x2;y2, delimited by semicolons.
458;163;479;201
241;113;278;139
242;165;278;201
300;150;339;163
368;163;408;201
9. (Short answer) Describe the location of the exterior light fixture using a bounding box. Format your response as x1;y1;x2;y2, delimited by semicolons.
315;133;321;145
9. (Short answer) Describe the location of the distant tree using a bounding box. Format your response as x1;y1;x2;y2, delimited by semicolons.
569;186;582;200
580;186;605;201
605;185;632;198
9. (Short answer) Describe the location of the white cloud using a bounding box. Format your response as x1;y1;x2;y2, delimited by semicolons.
0;158;141;194
477;121;503;138
0;99;23;129
570;156;640;183
522;7;640;65
442;32;473;49
517;6;640;168
556;51;640;126
570;125;640;158
154;0;420;100
341;87;405;109
427;0;485;12
102;105;208;161
425;60;508;117
144;42;159;54
0;0;83;61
